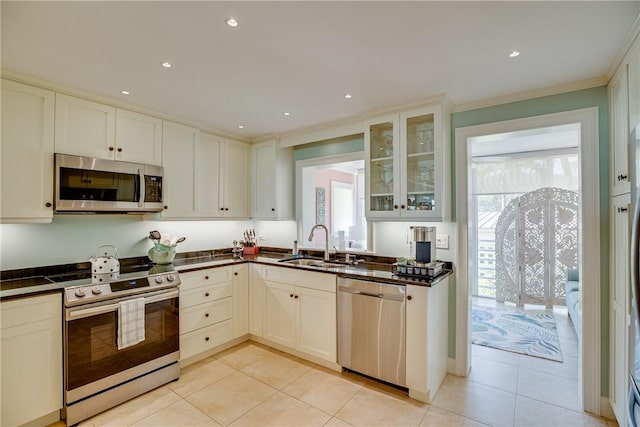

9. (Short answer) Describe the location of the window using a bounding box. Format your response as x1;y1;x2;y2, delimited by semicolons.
296;153;369;252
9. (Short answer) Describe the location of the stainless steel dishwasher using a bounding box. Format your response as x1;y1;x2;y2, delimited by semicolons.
337;277;406;387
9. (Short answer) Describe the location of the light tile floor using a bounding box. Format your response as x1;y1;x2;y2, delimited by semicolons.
49;301;619;427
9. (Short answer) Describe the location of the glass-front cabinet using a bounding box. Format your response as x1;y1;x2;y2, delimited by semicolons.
365;105;450;220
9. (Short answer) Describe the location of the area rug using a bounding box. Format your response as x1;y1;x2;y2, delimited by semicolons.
472;304;563;362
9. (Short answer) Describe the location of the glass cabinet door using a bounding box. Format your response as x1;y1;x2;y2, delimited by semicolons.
404;113;436;213
366;116;399;216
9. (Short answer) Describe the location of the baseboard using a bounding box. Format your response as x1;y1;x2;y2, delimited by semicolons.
447;357;459;375
19;410;60;427
180;335;250;368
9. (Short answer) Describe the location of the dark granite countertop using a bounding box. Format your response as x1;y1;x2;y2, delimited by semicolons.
0;249;452;300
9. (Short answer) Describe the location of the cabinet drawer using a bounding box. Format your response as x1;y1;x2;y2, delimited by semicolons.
180;319;232;360
180;297;232;334
1;293;61;330
179;267;232;291
180;281;232;308
264;266;336;293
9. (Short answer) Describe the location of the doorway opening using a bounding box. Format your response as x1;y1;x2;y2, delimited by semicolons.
455;108;601;414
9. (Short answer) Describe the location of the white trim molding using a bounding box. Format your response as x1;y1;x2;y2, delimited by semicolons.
454;107;601;414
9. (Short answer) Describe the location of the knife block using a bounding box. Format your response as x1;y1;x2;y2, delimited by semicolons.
243;246;259;255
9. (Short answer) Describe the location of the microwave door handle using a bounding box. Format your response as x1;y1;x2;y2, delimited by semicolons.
138;168;145;208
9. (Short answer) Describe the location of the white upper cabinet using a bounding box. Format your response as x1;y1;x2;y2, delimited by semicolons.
252;140;293;220
365;104;450;221
161;121;199;218
1;79;55;223
162;126;249;219
55;94;162;165
628;45;640;132
610;69;630;196
115;109;162;165
196;134;249;218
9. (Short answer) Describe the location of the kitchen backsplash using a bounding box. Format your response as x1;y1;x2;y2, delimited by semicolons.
0;216;456;270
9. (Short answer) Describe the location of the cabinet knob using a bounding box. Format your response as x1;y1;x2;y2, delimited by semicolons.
225;208;229;211
394;204;399;209
205;313;209;317
205;337;210;341
401;204;406;209
108;146;114;151
407;295;412;301
204;276;209;280
271;208;275;212
220;208;224;211
234;272;238;276
294;295;299;299
45;202;52;208
164;205;168;210
205;292;210;297
117;147;123;152
290;293;294;298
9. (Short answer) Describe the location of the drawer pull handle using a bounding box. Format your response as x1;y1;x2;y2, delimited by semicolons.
205;337;210;341
205;292;210;297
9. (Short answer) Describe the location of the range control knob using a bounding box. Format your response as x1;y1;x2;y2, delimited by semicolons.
74;288;87;298
166;274;175;282
155;276;164;284
91;286;103;295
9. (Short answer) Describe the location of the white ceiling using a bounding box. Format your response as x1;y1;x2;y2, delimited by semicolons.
2;1;638;141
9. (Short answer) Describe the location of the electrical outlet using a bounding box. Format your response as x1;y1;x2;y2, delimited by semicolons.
258;230;267;241
436;233;449;249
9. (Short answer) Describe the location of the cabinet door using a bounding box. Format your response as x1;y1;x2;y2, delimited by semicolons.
400;107;443;218
195;133;223;217
610;193;630;422
263;280;296;348
629;46;640;133
406;284;428;394
296;286;336;362
161;121;199;218
55;94;116;159
1;80;54;222
115;109;162;165
249;264;266;337
611;70;630;196
365;114;401;218
221;139;249;218
253;140;278;218
232;264;249;338
1;294;62;427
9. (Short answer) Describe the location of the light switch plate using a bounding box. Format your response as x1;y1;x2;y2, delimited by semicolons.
436;233;449;249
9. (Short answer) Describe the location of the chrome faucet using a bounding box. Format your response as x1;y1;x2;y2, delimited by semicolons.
308;224;330;261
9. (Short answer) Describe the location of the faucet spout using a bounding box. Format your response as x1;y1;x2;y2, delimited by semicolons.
308;224;330;261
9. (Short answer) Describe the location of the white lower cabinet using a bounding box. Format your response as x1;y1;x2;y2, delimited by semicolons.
179;267;235;361
1;293;62;427
232;264;249;339
261;266;337;363
249;264;266;337
405;278;449;403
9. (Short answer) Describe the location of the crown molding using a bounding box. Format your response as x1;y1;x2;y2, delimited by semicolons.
451;77;608;114
607;12;640;80
0;69;251;143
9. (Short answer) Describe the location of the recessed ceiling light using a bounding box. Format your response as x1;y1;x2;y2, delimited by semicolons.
120;90;130;95
226;18;239;28
161;61;172;68
509;50;521;58
238;125;244;129
283;112;291;116
344;93;352;99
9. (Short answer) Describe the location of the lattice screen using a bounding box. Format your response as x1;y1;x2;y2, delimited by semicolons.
495;187;578;308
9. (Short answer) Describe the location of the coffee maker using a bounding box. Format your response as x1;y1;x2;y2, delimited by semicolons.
409;226;436;263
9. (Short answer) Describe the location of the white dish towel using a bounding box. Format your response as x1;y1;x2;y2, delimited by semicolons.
117;297;146;350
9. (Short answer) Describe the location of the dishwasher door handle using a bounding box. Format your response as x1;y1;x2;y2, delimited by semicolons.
358;291;385;298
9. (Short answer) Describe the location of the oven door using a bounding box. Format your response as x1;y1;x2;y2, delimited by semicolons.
64;289;179;404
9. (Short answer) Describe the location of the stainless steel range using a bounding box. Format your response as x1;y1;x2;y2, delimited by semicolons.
60;267;181;426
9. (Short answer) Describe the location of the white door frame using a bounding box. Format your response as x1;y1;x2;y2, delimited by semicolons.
454;107;601;414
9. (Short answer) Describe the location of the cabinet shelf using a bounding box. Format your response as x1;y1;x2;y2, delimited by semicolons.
370;156;394;162
370;192;394;197
407;151;434;158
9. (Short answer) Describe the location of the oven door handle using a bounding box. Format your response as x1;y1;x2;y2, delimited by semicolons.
66;289;179;321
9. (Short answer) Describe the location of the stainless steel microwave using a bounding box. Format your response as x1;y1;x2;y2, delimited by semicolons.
55;153;164;213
